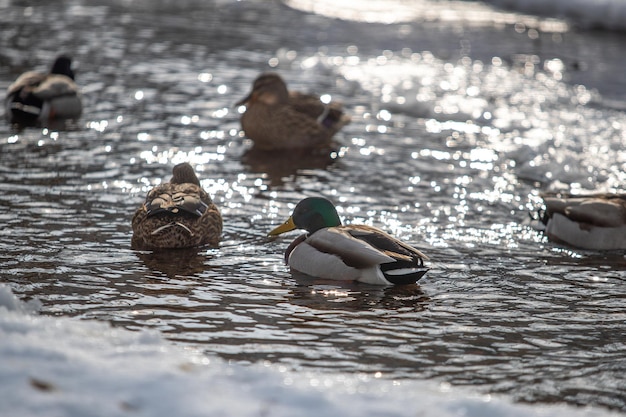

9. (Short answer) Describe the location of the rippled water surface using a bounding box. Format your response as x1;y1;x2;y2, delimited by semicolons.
1;0;625;412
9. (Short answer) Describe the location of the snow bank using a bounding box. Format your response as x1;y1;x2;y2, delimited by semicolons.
0;285;617;417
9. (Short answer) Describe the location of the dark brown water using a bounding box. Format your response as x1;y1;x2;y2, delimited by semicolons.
1;0;625;412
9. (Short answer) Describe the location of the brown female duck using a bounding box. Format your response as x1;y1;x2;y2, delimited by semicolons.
132;163;222;249
236;72;350;151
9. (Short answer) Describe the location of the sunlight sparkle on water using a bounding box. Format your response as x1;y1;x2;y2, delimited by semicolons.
320;94;331;105
197;72;212;83
138;149;224;166
180;115;200;125
212;108;229;118
88;120;108;132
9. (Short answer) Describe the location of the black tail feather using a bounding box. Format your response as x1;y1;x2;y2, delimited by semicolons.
380;260;429;285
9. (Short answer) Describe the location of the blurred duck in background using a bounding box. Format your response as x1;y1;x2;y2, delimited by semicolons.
540;193;626;250
5;55;82;127
236;72;350;151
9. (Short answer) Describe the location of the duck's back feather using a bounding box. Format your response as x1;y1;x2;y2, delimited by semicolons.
288;91;350;130
342;225;429;262
32;74;80;99
543;194;626;228
145;183;210;217
242;104;341;150
7;71;45;96
306;227;395;267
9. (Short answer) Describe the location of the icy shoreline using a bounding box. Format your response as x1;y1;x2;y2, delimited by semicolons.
0;286;618;417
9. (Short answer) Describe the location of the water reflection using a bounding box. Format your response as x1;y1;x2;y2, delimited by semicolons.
289;274;431;312
241;146;342;187
134;247;214;279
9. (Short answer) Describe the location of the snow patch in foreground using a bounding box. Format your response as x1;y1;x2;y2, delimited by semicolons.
0;285;616;417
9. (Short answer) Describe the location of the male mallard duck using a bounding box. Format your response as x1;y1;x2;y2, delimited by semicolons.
131;163;222;249
236;72;350;151
5;55;82;126
540;193;626;250
269;197;429;285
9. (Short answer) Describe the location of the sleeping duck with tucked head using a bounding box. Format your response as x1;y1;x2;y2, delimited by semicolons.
540;192;626;250
269;197;429;285
5;55;82;127
131;163;222;250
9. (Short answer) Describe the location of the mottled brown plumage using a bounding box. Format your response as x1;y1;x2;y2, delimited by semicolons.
236;72;350;151
131;163;222;249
